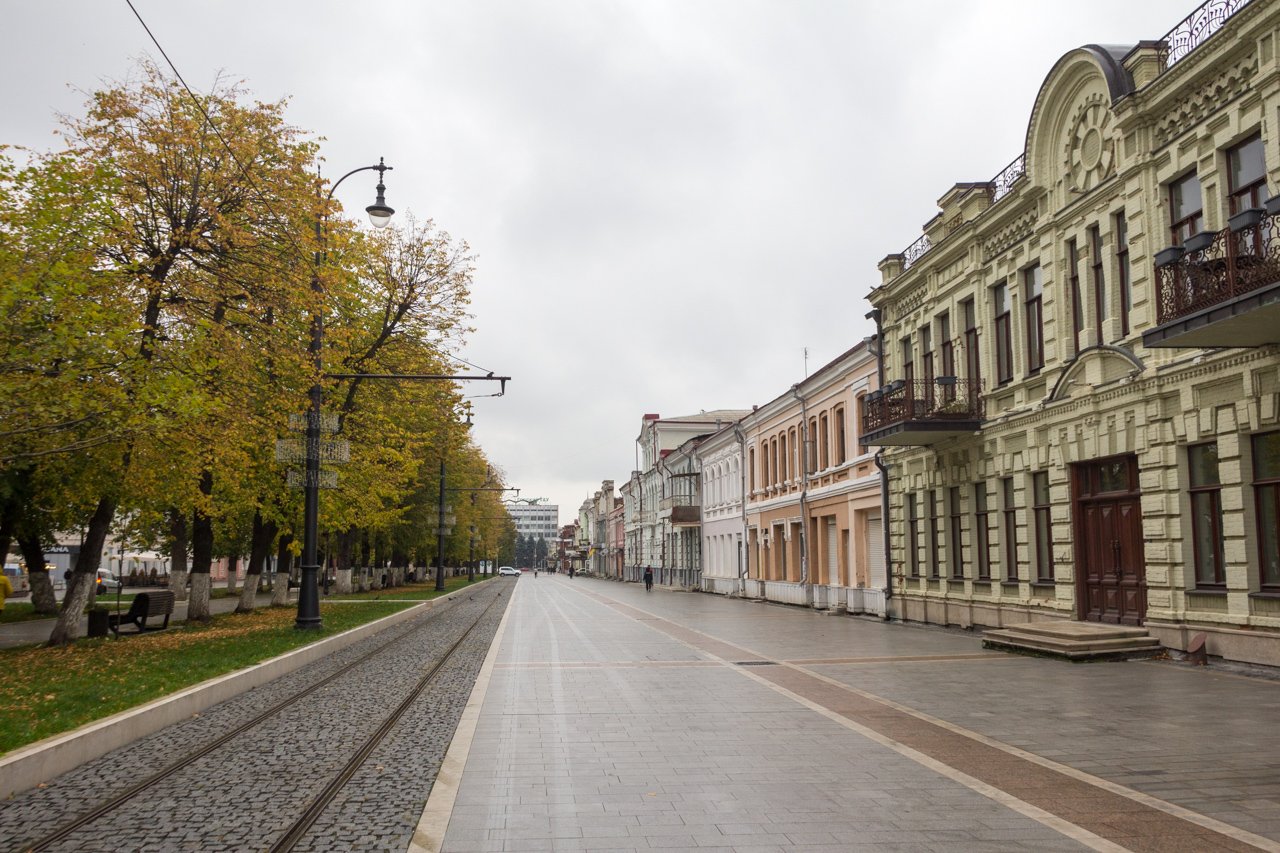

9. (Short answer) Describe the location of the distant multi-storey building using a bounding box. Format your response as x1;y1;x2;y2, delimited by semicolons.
507;503;559;542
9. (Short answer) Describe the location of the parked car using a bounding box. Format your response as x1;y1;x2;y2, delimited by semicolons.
498;566;520;577
95;568;124;593
3;564;29;596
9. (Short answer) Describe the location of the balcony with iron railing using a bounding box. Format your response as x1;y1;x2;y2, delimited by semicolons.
658;494;701;526
1144;200;1280;348
860;378;985;446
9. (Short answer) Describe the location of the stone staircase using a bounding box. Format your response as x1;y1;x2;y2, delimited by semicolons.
982;622;1163;661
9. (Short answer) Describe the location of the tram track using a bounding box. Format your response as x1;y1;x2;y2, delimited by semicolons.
18;583;509;853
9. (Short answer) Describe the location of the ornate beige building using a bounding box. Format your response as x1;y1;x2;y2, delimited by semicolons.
865;0;1280;664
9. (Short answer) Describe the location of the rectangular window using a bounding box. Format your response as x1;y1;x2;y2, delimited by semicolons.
939;312;955;402
1068;238;1082;353
1091;225;1107;333
1228;134;1269;214
771;439;778;486
994;283;1012;385
1170;172;1204;245
790;428;798;480
835;408;846;465
907;493;920;578
902;335;914;386
921;324;934;386
1116;213;1131;339
819;414;829;470
1002;477;1018;583
1189;442;1226;586
949;486;964;580
749;448;756;492
1033;472;1053;583
963;299;980;386
1024;264;1043;373
780;435;788;482
928;490;942;579
975;484;992;581
1253;432;1280;588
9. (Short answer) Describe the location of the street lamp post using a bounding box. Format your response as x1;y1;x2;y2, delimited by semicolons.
297;160;395;631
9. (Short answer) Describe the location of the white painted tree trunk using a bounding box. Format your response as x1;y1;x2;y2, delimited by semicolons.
236;572;261;613
188;573;212;621
170;570;188;602
336;569;352;594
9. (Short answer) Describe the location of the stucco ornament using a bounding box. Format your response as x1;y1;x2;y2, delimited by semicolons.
1065;93;1115;192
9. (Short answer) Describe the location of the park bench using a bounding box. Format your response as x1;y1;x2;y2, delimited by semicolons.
108;590;176;634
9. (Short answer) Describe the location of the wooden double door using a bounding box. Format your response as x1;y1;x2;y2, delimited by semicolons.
1072;456;1146;626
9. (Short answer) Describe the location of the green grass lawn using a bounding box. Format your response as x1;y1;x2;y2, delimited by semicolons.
0;586;247;626
0;575;490;754
1;597;141;625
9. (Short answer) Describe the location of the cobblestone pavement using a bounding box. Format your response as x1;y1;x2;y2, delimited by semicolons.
0;579;512;853
441;576;1280;852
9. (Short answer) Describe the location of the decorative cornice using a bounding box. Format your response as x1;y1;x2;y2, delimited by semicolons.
981;206;1039;262
1153;50;1257;148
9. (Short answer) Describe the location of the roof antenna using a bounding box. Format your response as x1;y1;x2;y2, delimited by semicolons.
804;347;809;378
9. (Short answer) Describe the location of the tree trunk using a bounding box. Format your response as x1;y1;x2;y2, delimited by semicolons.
18;533;56;615
48;496;115;645
189;571;211;618
168;508;188;601
225;556;238;597
334;526;355;594
0;512;14;581
237;511;277;613
271;534;293;607
188;476;214;621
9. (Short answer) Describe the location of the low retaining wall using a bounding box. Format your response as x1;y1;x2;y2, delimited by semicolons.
0;587;474;796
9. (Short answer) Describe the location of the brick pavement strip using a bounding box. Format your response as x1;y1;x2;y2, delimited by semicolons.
575;583;1280;853
0;580;513;853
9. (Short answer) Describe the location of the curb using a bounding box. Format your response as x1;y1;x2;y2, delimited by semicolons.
0;586;474;796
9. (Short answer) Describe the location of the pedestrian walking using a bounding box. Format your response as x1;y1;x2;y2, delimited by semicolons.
534;567;539;578
643;567;653;591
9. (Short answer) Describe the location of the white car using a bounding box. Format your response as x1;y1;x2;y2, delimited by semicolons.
96;568;124;593
498;566;520;577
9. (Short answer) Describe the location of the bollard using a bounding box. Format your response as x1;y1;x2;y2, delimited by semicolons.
1187;632;1208;665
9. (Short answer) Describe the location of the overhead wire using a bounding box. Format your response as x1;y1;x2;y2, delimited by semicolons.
124;0;317;267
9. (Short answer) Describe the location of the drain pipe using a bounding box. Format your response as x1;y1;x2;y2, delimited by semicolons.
734;422;748;596
791;384;809;587
867;309;893;610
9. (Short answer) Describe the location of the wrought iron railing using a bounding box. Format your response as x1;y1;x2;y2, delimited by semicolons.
1154;207;1280;325
659;494;700;510
898;155;1025;271
991;154;1026;203
862;378;984;434
1162;0;1250;69
902;233;932;271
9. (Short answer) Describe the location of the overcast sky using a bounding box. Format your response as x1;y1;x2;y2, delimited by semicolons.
4;0;1183;523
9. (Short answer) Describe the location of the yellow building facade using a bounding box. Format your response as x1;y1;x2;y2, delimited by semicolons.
865;0;1280;665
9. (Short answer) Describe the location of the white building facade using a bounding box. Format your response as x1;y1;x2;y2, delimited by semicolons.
507;503;559;542
697;422;747;596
